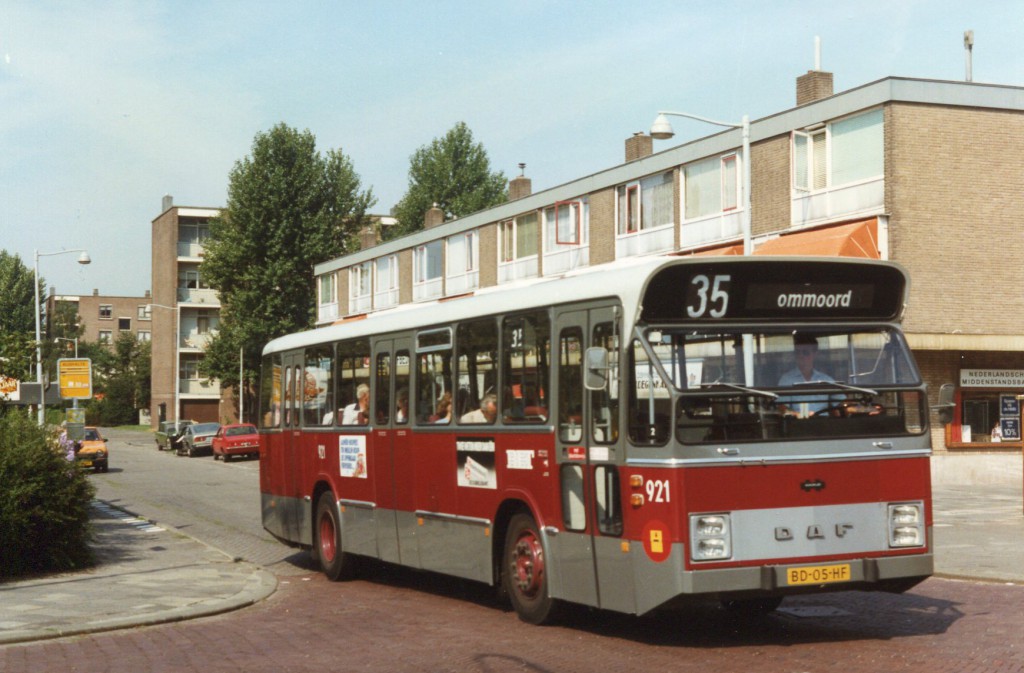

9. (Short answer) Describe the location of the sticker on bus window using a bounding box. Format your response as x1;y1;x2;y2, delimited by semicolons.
339;436;367;479
457;438;496;489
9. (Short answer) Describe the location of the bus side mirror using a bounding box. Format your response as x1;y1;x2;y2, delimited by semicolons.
584;347;609;391
933;383;955;425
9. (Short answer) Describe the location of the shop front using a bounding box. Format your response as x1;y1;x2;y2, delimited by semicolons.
948;368;1024;449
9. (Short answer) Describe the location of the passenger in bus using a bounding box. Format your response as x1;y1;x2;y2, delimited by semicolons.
777;333;835;417
395;388;409;423
430;392;452;424
341;383;370;425
461;393;497;424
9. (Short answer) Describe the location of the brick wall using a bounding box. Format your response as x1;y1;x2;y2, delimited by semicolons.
479;224;498;289
751;135;792;237
888;102;1024;336
589;187;616;266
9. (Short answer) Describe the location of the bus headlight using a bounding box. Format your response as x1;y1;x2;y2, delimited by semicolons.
690;514;732;561
888;502;924;548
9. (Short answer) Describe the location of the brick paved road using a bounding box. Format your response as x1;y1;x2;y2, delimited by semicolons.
3;429;1019;672
2;568;1021;672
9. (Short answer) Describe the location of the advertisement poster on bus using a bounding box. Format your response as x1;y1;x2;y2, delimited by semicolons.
339;435;367;478
457;438;496;489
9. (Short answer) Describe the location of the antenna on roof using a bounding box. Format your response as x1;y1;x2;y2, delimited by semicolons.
964;30;974;82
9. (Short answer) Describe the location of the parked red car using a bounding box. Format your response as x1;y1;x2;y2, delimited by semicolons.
211;423;260;462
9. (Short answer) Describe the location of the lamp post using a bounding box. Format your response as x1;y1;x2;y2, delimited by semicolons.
34;248;90;425
650;111;752;255
148;302;180;425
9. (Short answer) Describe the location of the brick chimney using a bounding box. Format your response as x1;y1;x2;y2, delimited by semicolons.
424;204;445;229
508;163;532;200
359;223;379;250
625;132;653;162
796;70;834;106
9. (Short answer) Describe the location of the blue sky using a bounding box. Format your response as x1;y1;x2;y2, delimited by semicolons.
2;1;1023;297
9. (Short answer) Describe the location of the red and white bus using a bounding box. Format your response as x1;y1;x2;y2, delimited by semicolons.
259;255;933;623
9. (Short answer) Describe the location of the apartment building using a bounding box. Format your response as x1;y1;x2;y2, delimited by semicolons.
313;70;1024;453
48;289;154;348
149;196;230;426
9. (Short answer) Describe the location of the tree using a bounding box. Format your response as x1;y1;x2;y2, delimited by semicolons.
85;332;150;426
387;122;508;240
200;123;375;406
0;250;42;380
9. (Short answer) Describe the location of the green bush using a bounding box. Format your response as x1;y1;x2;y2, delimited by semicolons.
0;411;95;578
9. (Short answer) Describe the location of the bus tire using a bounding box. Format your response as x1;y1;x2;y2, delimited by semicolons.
315;491;354;581
502;513;561;625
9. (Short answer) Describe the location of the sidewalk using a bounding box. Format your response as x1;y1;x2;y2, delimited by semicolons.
0;455;1020;646
0;501;277;646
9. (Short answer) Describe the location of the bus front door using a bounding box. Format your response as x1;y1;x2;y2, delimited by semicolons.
551;305;630;612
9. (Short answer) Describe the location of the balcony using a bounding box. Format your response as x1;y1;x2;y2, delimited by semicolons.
180;333;213;350
791;176;884;228
318;301;339;324
445;269;479;295
616;224;674;259
680;210;744;250
412;277;443;302
543;246;589;276
179;378;220;396
177;288;219;305
177;242;205;259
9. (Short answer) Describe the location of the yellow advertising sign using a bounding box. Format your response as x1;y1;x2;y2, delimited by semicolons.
58;358;93;399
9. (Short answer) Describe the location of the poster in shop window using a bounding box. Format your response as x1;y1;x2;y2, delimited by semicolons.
1000;418;1020;441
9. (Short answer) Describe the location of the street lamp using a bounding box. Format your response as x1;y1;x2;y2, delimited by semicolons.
650;111;752;255
34;249;90;425
148;303;180;425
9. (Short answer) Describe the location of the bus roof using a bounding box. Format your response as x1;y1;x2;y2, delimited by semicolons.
263;255;907;356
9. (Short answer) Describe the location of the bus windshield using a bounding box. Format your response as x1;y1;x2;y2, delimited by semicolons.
629;327;926;445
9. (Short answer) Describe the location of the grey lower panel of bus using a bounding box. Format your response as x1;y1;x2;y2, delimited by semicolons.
547;529;934;616
264;492;931;616
262;492;492;584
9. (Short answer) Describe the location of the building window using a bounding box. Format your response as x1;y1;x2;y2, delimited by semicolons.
349;262;373;312
99;304;112;320
374;255;399;308
137;330;151;342
793;108;883;192
684;156;739;220
138;304;152;320
177;268;208;290
180;356;200;381
446;231;479;294
99;330;112;343
414;241;443;283
196;309;214;334
617;171;673;234
500;213;539;263
118;317;131;332
319;273;336;306
543;200;590;275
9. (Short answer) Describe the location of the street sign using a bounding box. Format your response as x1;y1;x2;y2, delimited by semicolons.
58;358;92;400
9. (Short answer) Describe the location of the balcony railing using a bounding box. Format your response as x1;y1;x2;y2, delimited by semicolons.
445;269;479;295
318;301;339;324
177;288;219;305
680;209;744;249
412;277;443;302
180;333;213;350
543;246;589;276
177;242;205;258
616;223;674;259
179;379;220;395
791;176;884;228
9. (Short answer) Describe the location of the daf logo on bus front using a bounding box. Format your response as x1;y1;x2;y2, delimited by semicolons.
775;523;854;541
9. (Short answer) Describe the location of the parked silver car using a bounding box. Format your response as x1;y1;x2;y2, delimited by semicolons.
177;422;221;457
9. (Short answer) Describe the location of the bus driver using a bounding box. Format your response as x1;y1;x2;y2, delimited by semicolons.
777;333;835;417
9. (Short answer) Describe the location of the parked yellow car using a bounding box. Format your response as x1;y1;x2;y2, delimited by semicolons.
76;426;109;473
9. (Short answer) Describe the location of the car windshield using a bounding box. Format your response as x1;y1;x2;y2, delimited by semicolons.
226;425;257;436
84;429;100;440
194;423;220;433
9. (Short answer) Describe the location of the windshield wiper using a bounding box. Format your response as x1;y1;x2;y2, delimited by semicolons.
790;381;878;397
702;380;778;400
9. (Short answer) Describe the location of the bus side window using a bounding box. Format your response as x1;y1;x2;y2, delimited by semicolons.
336;339;371;426
417;350;453;424
457;319;498;424
591;322;619;444
303;345;333;427
375;352;390;425
395;350;410;425
559;327;584;443
260;355;281;429
502;311;550;424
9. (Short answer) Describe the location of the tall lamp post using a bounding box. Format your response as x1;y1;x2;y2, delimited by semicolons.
148;303;180;424
34;248;90;425
650;111;752;255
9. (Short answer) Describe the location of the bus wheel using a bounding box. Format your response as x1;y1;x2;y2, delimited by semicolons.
503;514;560;624
315;491;353;581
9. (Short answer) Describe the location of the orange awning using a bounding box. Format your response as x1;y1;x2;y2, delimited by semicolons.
753;218;879;258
